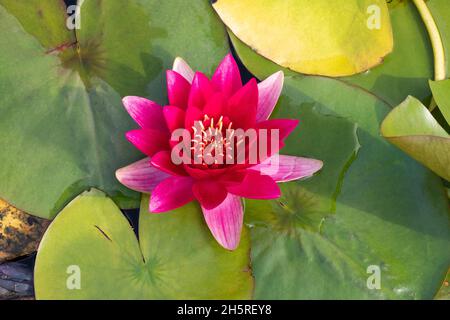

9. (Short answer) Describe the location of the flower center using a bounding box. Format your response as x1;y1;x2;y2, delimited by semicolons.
191;114;243;168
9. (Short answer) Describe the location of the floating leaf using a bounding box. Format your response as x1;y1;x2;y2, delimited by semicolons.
34;190;253;299
381;96;450;181
213;0;393;77
343;1;434;105
227;34;449;298
430;79;450;125
0;0;229;219
0;199;49;263
228;0;435;106
243;76;450;299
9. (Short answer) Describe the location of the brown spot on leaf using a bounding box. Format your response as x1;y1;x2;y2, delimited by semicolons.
0;199;50;262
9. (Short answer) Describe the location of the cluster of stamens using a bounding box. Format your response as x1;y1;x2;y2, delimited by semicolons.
191;114;243;168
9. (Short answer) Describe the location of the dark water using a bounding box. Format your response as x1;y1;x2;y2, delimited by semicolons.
65;0;77;6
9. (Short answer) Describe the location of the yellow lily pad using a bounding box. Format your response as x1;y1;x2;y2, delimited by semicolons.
213;0;393;76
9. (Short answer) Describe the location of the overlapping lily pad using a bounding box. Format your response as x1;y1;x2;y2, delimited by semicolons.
213;0;393;77
430;79;450;125
0;0;229;219
343;0;435;105
381;96;450;181
228;0;435;107
34;190;253;299
231;35;450;299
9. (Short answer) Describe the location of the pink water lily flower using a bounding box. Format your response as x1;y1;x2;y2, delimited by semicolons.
116;54;322;250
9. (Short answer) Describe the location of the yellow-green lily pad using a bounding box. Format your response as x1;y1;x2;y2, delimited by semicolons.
430;79;450;125
213;0;393;76
34;190;253;299
381;96;450;181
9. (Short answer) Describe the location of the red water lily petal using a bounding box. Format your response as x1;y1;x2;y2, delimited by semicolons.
150;176;195;213
188;72;215;110
126;129;169;157
252;119;298;162
211;53;242;98
184;165;228;180
151;150;187;176
122;96;167;132
218;169;247;187
193;180;228;210
227;170;280;199
115;158;169;193
252;155;323;182
203;92;227;119
184;106;204;130
163;106;185;132
167;70;191;110
117;56;321;250
172;57;194;83
256;71;284;122
201;193;243;251
227;78;258;129
256;119;299;140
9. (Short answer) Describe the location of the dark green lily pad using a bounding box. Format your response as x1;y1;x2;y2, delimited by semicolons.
0;0;229;219
229;35;449;298
245;75;450;299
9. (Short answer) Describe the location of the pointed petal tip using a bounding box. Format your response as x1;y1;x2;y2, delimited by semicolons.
284;119;300;133
254;155;323;182
122;96;138;111
149;198;163;213
121;96;167;131
256;71;285;121
124;130;135;143
265;70;284;84
221;242;239;251
223;52;236;62
122;95;146;108
301;157;324;176
248;77;258;87
115;168;124;183
311;159;324;173
166;69;192;109
122;96;130;105
274;70;285;77
115;158;169;193
172;57;185;69
212;53;242;97
124;130;132;141
172;57;195;83
273;70;285;88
